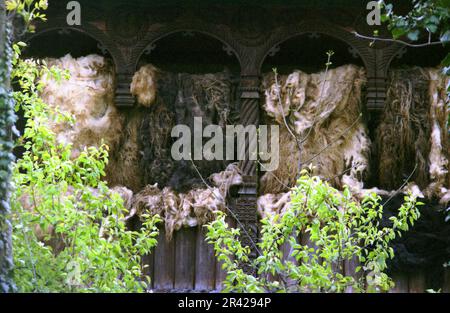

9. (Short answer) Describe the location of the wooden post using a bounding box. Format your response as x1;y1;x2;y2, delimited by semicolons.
389;272;409;293
344;257;363;293
443;267;450;293
153;228;175;291
174;227;196;291
234;75;260;275
115;72;135;107
194;226;216;291
408;271;426;293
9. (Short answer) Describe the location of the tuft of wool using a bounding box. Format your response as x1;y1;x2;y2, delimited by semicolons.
130;64;159;107
111;186;134;219
209;163;243;198
130;165;242;240
260;65;370;197
257;192;291;219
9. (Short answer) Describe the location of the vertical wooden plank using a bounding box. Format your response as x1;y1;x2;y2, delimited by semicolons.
174;227;196;290
194;226;216;291
443;267;450;293
344;257;363;293
141;252;154;290
409;271;426;293
390;272;409;293
153;227;175;291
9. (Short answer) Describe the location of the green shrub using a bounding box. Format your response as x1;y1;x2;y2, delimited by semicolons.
10;43;160;293
206;170;421;293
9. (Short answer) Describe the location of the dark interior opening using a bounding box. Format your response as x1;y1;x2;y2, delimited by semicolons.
261;33;365;74
137;31;240;74
23;29;110;59
390;44;448;68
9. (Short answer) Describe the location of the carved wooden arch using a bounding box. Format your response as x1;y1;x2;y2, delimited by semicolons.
379;43;407;77
129;25;243;73
256;20;375;76
24;22;124;72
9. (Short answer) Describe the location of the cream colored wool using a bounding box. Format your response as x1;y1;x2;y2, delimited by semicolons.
39;54;124;189
209;163;243;198
130;64;159;107
425;69;450;203
260;65;371;197
130;164;242;240
40;54;123;156
257;192;291;219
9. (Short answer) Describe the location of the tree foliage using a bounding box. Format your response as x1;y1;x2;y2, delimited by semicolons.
8;0;160;293
380;1;450;113
206;170;421;293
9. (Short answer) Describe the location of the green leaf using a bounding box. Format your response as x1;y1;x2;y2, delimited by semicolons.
441;30;450;43
407;30;420;41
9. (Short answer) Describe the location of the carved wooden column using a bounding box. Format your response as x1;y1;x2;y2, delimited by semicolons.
366;49;388;114
235;74;260;274
115;72;135;108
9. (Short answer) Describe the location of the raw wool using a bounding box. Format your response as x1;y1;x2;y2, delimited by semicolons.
139;96;176;188
169;71;235;191
130;64;159;107
257;192;291;219
106;108;144;192
130;164;242;240
130;65;236;192
425;69;450;204
209;163;243;198
175;71;234;127
376;67;431;191
259;65;371;197
375;67;449;203
40;54;123;162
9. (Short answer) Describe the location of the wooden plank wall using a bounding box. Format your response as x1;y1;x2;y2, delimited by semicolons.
145;218;235;292
389;269;450;293
144;223;450;293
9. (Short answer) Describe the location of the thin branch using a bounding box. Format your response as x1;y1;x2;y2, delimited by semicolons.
301;114;362;166
188;158;263;257
258;160;292;191
381;164;418;208
352;31;444;48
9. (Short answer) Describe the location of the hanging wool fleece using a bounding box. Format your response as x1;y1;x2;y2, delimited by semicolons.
127;163;242;240
259;65;371;200
375;67;449;204
39;54;124;185
129;64;238;193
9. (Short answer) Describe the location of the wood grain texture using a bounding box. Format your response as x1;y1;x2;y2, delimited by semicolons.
195;227;216;291
174;227;196;290
153;228;175;290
